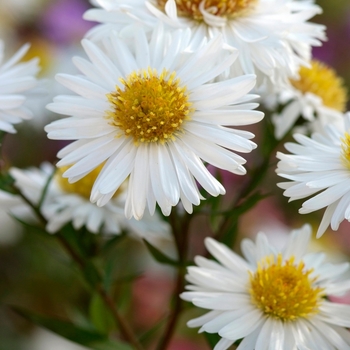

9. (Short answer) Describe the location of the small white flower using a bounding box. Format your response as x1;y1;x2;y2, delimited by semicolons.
0;40;40;133
84;0;326;86
0;163;170;242
271;60;348;139
276;113;350;237
181;225;350;350
45;25;263;220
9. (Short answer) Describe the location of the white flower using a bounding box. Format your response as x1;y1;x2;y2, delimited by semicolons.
271;60;348;139
0;163;170;242
45;25;263;220
181;225;350;350
276;113;350;238
84;0;326;86
0;40;40;133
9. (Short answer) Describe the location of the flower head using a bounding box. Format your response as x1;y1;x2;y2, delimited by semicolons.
84;0;326;86
181;225;350;350
0;163;170;242
272;60;348;139
277;113;350;237
45;25;263;219
0;41;40;133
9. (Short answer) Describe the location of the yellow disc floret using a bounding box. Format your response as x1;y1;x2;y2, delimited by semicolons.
106;68;192;145
341;132;350;169
56;164;126;199
249;254;324;321
156;0;257;21
290;60;348;112
55;164;104;199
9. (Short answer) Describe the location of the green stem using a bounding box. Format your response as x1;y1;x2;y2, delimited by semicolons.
156;210;190;350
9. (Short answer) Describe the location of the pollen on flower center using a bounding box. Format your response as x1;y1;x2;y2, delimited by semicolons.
106;68;192;144
156;0;257;20
290;60;348;112
249;254;324;321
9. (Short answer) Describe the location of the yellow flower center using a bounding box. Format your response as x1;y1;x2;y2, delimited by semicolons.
249;254;324;321
55;165;104;199
341;132;350;169
106;68;192;145
290;60;348;112
156;0;257;21
56;165;125;199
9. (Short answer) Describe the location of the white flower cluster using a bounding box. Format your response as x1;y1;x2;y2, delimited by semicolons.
1;1;350;349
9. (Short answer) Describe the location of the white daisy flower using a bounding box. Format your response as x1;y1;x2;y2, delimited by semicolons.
181;225;350;350
272;60;348;139
0;40;40;133
0;163;170;242
45;25;263;220
84;0;326;86
276;113;350;238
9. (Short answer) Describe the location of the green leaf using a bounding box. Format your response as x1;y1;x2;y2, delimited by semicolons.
11;306;133;350
0;172;16;194
89;293;115;334
101;233;126;254
143;239;178;266
82;261;103;288
139;316;167;344
219;191;269;247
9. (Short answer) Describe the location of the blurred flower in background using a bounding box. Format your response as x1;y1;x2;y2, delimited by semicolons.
25;328;88;350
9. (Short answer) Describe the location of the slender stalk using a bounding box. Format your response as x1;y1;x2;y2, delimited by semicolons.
214;118;282;243
214;154;271;242
97;285;144;350
156;211;190;350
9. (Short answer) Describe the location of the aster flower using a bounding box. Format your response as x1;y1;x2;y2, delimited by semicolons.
0;163;170;242
181;225;350;350
272;59;348;139
45;25;263;219
276;113;350;238
0;40;40;133
84;0;326;86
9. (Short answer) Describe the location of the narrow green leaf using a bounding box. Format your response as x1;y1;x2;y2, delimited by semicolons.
11;306;132;350
219;191;269;247
143;239;178;266
11;215;47;235
139;316;167;343
82;261;102;288
0;172;16;194
89;293;115;334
